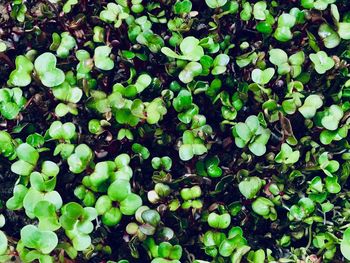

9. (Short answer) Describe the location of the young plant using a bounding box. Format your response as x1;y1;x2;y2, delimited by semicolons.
232;115;271;156
33;201;60;231
0;214;9;261
74;185;96;207
17;225;58;263
49;121;76;159
173;90;197;124
8;55;33;87
252;197;277;220
51;72;83;117
150;242;182;263
288;197;315;221
95;186;142;226
63;0;78;13
318;152;340;177
0;88;27;120
67;144;93;174
298;94;323;118
161;37;204;83
309;51;335;74
315;105;343;131
269;49;305;78
152;156;172;171
179;130;207;161
136;30;164;53
208;213;231;230
11;143;39;176
274;143;300;165
251;68;275;86
22;182;63;219
34;52;65;87
49;121;76;141
180;186;202;209
76;49;94;80
60;202;97;251
318;4;350;48
282;92;303;115
274;13;296;42
94;46;114;71
301;0;336;10
203;227;250;261
205;0;227;9
319;125;348;145
6;184;28;210
238;177;265;199
196;156;222;178
100;2;130;28
126;206;161;240
162;36;204;62
50;32;76;58
148;183;171;204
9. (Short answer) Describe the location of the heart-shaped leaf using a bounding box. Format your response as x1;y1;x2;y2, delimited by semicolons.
34;53;65;87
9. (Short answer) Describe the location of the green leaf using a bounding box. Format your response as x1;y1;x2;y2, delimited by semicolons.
34;53;65;87
120;193;142;215
234;123;251;141
26;133;45;147
34;201;61;231
298;94;323;118
341;228;350;260
16;143;39;165
0;231;8;255
321;105;343;131
253;1;267;20
338;22;350;39
1;102;20;120
192;144;208;155
325;176;341;194
252;197;274;217
94;46;114;70
318;23;341;49
163;36;204;62
161;47;181;59
67;144;93;174
102;207;122;226
309;51;335;74
212;54;229;75
11;160;34;176
289;51;305;66
23;188;63;219
173;90;192;112
251;68;275;85
248;141;267;156
108;179;131;202
278;13;296;28
179;144;194;161
269;49;288;66
6;184;28;210
56;32;76;58
208;213;231;229
174;0;192;14
205;0;227;9
275;143;300;164
8;55;33;87
238;177;264;199
179;62;203;84
20;225;58;254
63;0;78;13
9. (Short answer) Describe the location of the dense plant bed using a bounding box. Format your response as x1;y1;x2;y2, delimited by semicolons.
1;0;350;262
